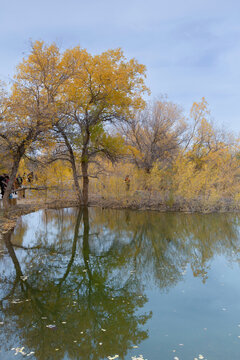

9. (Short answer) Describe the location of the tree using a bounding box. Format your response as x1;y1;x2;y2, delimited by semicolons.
56;47;148;205
0;82;51;205
0;41;71;205
0;42;148;206
169;98;240;207
122;97;186;173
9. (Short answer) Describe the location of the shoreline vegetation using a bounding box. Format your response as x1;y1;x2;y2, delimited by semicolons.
1;185;240;238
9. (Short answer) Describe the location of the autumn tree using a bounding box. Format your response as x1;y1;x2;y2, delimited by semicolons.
55;47;148;205
0;81;52;204
0;41;83;204
0;42;148;206
122;97;186;173
168;98;240;208
184;97;236;168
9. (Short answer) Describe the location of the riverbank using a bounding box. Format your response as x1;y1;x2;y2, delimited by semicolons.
0;198;80;238
0;191;239;238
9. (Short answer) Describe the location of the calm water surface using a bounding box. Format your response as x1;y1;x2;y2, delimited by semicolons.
1;207;240;360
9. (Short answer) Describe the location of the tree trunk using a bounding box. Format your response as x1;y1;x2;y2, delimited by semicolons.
3;154;22;208
69;149;82;203
61;130;82;203
81;159;89;206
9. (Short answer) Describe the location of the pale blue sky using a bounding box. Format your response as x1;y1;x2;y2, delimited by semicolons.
1;0;240;131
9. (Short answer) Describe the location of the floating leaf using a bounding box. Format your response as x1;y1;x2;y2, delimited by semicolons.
46;324;56;329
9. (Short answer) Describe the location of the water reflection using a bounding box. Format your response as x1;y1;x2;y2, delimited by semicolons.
0;208;151;360
1;208;240;359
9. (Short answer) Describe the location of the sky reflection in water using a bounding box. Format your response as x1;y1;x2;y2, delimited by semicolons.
1;208;240;360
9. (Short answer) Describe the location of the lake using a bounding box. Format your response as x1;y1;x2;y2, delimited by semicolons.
1;207;240;360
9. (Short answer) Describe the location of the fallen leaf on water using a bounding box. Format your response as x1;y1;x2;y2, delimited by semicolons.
27;352;35;357
11;299;23;304
13;347;26;356
131;356;145;360
46;324;56;329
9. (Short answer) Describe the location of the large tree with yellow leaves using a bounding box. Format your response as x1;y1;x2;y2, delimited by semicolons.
54;46;148;204
0;41;148;205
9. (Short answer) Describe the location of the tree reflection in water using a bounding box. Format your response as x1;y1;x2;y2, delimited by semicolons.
1;208;240;359
0;208;151;360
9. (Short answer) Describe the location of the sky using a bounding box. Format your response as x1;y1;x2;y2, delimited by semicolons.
1;0;240;132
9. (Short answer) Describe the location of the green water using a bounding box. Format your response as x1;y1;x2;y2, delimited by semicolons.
1;207;240;360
